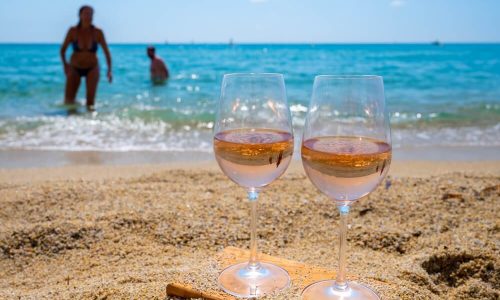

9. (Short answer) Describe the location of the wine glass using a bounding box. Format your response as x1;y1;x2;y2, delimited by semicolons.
301;75;391;300
213;73;294;298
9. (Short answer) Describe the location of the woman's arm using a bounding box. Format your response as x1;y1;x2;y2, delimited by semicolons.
97;29;112;83
60;28;73;75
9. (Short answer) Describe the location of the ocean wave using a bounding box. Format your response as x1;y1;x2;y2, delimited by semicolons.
391;124;500;148
0;114;498;152
1;43;499;153
0;115;213;152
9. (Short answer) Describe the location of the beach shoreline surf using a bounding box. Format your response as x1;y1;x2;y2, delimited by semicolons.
0;145;499;169
1;43;499;156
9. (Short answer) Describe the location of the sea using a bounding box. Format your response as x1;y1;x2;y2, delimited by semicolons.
0;43;499;163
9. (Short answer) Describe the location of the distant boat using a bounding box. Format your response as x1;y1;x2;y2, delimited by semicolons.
229;38;234;46
431;40;442;46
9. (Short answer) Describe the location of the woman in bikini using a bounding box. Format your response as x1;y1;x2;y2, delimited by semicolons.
60;5;112;111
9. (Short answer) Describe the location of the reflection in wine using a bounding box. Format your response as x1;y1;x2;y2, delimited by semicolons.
214;128;294;189
302;136;391;202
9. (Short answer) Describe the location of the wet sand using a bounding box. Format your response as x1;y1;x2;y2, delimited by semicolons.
1;145;499;169
0;161;498;299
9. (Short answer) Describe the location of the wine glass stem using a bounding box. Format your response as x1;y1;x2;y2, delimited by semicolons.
334;205;350;291
248;190;260;268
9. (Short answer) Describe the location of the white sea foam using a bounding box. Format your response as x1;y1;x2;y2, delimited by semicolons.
0;115;212;152
391;123;500;148
0;115;498;152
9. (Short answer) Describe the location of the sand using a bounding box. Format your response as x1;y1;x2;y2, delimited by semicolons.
0;160;499;299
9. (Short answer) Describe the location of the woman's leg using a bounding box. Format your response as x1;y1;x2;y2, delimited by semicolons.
86;67;100;109
64;68;81;105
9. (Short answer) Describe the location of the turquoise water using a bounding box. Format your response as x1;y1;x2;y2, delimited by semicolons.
0;43;499;151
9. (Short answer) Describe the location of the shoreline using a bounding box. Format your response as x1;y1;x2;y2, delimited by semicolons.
1;159;499;185
0;145;499;170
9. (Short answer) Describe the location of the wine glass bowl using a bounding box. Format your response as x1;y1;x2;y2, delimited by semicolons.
301;75;391;300
213;73;293;298
301;135;391;203
214;128;294;189
214;73;294;190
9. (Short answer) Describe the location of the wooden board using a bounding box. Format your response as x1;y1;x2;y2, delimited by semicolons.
166;246;360;299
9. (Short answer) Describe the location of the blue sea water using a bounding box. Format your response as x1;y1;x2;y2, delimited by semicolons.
0;43;499;152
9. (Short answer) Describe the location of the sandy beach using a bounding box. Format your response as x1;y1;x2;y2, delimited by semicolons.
1;1;499;299
0;160;498;299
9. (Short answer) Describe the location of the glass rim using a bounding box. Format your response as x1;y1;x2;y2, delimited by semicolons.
223;72;284;78
315;75;382;80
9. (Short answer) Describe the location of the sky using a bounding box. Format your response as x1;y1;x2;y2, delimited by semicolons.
0;0;499;43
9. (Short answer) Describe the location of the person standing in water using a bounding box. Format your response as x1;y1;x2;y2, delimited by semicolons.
147;46;169;84
60;5;112;111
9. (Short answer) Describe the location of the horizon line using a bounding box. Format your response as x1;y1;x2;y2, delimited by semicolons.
1;41;500;45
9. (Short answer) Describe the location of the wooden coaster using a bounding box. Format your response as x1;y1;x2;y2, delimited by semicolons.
166;246;358;299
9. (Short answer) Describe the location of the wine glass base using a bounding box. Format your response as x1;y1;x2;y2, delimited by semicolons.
302;280;380;300
217;262;290;298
